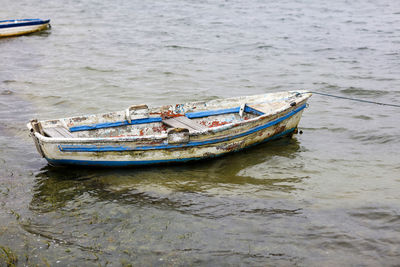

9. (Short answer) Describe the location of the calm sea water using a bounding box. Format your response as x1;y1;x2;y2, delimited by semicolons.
1;0;400;265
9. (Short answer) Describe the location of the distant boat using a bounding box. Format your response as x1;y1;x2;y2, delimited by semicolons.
27;91;312;167
0;19;50;37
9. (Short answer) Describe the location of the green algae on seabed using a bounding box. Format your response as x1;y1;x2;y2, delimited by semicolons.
0;246;18;266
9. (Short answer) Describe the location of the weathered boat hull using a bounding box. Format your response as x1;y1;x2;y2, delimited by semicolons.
0;19;50;37
28;91;311;167
46;129;298;166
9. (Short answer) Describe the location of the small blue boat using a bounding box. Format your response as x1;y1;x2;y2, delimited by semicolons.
0;18;50;37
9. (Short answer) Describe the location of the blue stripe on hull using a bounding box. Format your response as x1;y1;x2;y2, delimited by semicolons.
0;19;50;29
60;104;306;152
46;127;297;167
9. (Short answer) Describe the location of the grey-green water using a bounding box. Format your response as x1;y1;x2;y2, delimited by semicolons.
1;0;399;265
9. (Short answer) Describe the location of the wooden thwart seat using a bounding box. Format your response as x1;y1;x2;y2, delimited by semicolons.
163;116;207;132
247;102;285;114
43;126;74;138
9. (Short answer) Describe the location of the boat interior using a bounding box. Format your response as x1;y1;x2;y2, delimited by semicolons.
40;105;267;139
34;91;303;139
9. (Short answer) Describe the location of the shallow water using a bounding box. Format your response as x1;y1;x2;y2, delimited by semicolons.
1;0;400;265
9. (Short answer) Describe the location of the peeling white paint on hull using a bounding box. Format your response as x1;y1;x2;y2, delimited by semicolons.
28;91;311;167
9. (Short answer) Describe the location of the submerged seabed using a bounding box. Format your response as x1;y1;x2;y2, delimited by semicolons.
1;0;399;265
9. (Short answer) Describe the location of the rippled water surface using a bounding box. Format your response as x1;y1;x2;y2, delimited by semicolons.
1;0;400;265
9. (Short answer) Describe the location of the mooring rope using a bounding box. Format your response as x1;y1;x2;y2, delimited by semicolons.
309;91;400;108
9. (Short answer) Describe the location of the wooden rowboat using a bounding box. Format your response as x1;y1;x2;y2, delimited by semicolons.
28;91;312;167
0;19;50;37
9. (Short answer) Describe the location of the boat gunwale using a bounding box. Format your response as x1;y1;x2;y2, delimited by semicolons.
36;90;308;123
